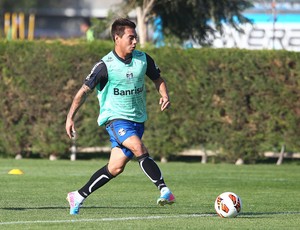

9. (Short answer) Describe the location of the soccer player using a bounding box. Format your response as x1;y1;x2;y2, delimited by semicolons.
65;18;175;215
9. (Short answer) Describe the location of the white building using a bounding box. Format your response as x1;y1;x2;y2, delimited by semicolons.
212;1;300;51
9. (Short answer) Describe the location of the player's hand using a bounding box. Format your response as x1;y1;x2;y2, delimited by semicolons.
159;96;170;111
66;118;76;139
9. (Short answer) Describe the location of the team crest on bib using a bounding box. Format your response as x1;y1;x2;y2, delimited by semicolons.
118;128;126;136
126;72;133;79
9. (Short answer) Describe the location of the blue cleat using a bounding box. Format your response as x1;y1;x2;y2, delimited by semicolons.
157;187;175;206
66;191;83;215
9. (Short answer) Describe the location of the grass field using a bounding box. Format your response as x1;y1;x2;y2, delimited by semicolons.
0;159;299;229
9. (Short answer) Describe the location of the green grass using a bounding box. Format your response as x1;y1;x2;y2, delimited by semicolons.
0;159;299;229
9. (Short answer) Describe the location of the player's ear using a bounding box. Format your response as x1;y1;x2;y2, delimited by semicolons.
114;35;120;43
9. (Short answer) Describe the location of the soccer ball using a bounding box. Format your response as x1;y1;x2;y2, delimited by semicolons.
214;192;242;218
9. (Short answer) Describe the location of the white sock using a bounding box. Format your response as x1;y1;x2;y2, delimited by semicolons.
74;191;85;203
161;187;170;194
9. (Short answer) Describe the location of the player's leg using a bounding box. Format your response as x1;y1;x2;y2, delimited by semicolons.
105;119;175;205
78;147;129;197
107;146;131;176
122;135;165;188
106;120;166;189
67;148;130;215
122;135;175;205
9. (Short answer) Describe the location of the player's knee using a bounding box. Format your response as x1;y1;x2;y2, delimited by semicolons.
128;145;144;156
108;164;125;176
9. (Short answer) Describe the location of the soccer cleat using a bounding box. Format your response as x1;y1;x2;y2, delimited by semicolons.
157;187;175;206
66;191;84;215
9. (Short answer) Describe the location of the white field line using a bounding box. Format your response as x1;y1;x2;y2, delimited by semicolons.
0;214;214;226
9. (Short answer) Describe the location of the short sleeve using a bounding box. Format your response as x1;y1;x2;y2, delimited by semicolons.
146;54;160;80
84;61;108;91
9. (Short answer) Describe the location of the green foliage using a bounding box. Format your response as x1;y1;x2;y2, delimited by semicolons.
0;40;299;162
0;40;111;157
144;47;300;161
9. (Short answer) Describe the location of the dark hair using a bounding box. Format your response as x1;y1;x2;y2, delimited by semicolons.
111;18;136;41
82;18;92;27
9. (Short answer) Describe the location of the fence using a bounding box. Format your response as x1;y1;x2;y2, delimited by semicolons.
4;12;35;40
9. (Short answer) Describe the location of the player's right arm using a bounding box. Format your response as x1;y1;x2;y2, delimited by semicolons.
65;60;108;139
66;84;92;139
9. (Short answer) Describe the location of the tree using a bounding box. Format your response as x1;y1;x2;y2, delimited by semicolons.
122;0;252;47
155;0;252;45
119;0;156;47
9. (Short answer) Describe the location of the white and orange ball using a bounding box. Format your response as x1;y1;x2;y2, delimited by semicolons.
214;192;242;218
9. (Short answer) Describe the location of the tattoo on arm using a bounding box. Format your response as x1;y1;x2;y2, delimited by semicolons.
81;84;92;98
67;84;92;119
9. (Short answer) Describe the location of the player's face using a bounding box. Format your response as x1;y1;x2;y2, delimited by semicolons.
116;27;138;55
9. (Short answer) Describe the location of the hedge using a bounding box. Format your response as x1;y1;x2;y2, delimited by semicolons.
0;40;299;162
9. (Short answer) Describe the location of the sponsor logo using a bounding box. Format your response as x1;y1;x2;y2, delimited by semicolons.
114;86;144;96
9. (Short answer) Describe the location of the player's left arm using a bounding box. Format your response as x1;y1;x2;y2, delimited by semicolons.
145;53;170;111
153;77;170;111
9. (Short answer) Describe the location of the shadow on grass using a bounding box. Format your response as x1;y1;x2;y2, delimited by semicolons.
2;207;300;219
1;205;158;211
